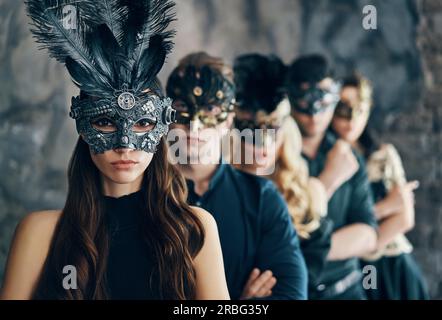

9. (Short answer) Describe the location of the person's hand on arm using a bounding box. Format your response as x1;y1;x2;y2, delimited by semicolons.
327;153;378;261
240;268;277;299
319;140;360;200
327;223;377;260
0;211;60;300
374;181;417;251
374;181;419;220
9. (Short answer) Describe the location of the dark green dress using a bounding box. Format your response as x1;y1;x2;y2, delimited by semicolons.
360;145;429;300
360;254;429;300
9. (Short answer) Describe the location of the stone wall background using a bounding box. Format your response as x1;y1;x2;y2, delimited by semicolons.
0;0;441;298
403;0;442;298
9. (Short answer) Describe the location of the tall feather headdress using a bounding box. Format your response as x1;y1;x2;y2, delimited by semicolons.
25;0;176;97
24;0;177;154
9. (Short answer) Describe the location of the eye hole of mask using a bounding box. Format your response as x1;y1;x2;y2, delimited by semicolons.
92;117;117;133
133;117;157;133
201;104;222;116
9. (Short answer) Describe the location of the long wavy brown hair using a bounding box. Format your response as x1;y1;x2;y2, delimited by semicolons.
32;137;205;300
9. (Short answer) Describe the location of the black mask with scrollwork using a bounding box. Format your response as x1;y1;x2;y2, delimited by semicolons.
69;85;176;154
288;80;341;116
26;0;177;154
166;65;235;127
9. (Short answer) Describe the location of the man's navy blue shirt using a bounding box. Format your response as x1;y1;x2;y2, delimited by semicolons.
186;162;308;300
302;130;377;287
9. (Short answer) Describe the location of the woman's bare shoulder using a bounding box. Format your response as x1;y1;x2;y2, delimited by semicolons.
19;210;62;227
189;206;217;230
0;210;62;299
14;209;61;252
188;207;229;299
15;210;62;243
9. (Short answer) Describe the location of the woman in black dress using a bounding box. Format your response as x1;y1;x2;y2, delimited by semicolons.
0;0;228;300
331;73;429;300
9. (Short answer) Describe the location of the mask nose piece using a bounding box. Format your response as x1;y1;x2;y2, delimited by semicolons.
115;121;136;150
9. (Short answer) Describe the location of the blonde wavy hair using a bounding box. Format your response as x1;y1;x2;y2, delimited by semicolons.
229;99;327;239
270;104;327;239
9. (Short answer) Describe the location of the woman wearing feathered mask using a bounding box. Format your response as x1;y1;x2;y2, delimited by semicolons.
0;0;229;300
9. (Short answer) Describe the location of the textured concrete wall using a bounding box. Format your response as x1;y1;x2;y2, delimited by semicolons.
299;0;422;128
0;0;441;298
160;0;301;79
403;0;442;299
0;0;77;280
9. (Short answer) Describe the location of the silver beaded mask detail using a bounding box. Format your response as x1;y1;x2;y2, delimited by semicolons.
26;0;178;155
69;87;176;154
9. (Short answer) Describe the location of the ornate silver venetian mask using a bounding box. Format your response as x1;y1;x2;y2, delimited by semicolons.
70;85;176;154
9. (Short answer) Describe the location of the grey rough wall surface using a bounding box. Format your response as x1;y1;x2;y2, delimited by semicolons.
0;0;441;298
405;0;442;299
0;0;78;281
299;0;422;128
159;0;301;80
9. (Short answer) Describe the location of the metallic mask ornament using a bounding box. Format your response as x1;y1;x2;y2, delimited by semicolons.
288;79;341;115
166;65;236;127
69;85;176;154
26;0;177;154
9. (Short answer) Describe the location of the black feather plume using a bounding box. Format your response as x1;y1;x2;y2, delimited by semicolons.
25;0;176;97
124;0;176;90
26;0;115;95
234;54;287;114
92;0;128;45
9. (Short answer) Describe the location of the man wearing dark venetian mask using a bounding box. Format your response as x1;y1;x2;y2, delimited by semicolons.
166;52;307;300
287;55;378;299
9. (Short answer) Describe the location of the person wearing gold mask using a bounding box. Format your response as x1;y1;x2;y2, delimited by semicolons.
166;52;308;300
332;74;429;300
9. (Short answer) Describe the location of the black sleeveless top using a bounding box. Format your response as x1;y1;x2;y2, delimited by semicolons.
103;190;160;300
